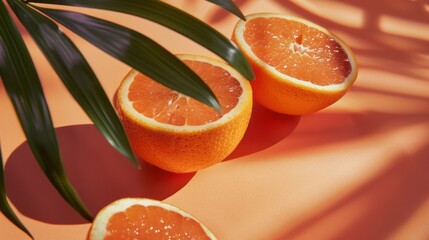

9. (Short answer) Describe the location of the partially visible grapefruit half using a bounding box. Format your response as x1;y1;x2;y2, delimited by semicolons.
87;198;216;240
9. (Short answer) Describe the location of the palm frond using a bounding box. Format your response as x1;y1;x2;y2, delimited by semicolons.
27;0;254;80
1;0;92;222
0;0;250;237
9;0;138;167
33;5;222;112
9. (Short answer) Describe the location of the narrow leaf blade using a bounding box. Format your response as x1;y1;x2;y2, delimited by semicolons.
0;144;33;239
27;0;254;80
1;0;91;221
35;6;221;112
205;0;246;20
9;0;138;167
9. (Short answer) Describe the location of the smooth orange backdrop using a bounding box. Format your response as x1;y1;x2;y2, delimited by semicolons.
1;0;429;239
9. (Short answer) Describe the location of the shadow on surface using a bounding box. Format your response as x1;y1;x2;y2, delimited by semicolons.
5;124;195;224
264;2;429;234
271;110;429;156
276;137;429;240
226;101;300;160
4;104;298;224
114;90;300;162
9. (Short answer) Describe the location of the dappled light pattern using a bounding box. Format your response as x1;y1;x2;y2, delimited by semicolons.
275;0;429;82
1;1;428;239
245;0;429;239
166;1;429;240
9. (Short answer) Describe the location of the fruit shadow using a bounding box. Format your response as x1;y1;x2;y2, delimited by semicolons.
225;101;301;161
113;90;300;162
4;124;195;224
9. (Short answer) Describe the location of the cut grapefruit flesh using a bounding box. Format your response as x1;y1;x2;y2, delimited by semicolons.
127;60;242;126
88;198;216;240
233;13;358;115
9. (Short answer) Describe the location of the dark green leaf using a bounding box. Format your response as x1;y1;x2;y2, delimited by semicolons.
34;6;222;112
0;144;33;239
8;0;138;167
27;0;254;80
205;0;246;20
0;1;92;221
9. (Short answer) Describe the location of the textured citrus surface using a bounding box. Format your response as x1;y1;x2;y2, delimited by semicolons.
116;54;252;172
87;198;216;240
232;13;358;115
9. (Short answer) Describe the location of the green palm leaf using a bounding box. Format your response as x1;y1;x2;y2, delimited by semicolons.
27;0;254;80
0;0;92;222
34;5;222;112
8;0;138;167
0;144;33;239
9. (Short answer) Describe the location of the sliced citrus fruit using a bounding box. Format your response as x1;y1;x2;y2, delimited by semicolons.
232;13;358;115
87;198;216;240
116;54;252;173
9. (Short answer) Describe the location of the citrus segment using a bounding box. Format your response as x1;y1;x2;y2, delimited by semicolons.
88;198;216;240
233;13;358;115
116;54;252;172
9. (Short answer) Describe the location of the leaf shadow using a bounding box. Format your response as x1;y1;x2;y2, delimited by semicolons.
274;0;429;81
275;132;429;240
270;111;429;158
223;1;428;238
261;76;429;239
4;124;195;224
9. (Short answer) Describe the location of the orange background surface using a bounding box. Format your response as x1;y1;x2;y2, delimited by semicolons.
1;0;429;239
